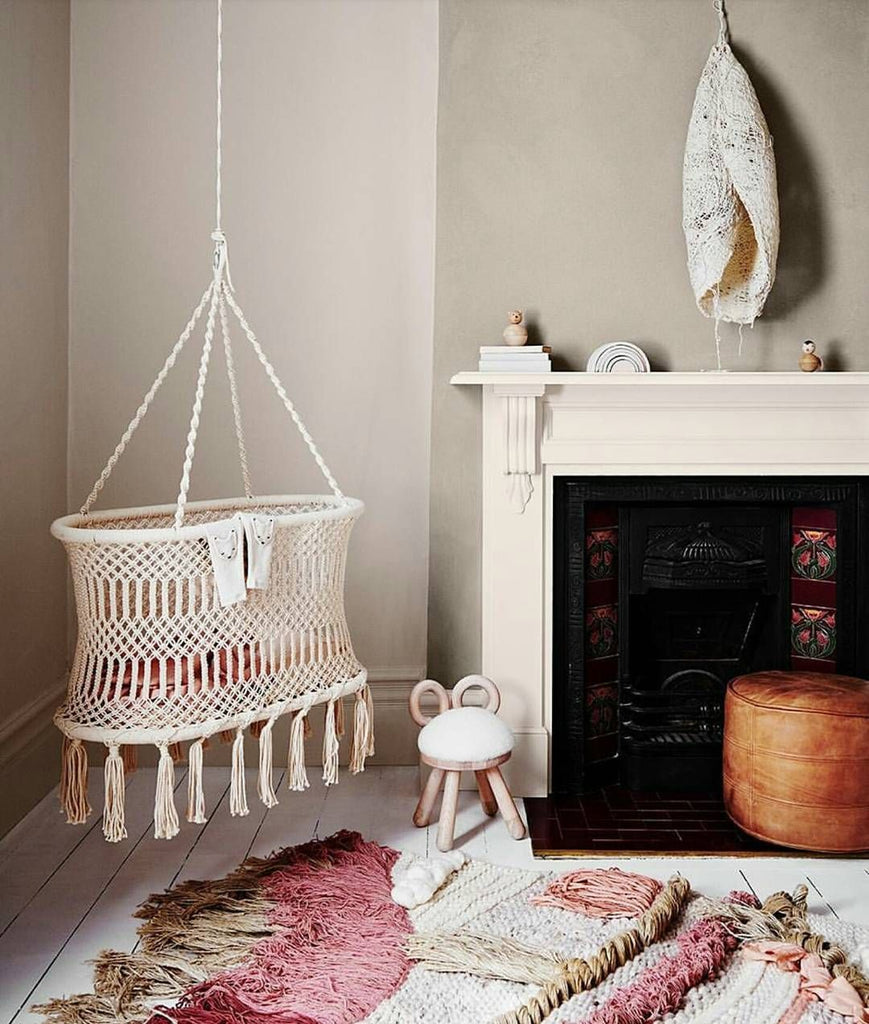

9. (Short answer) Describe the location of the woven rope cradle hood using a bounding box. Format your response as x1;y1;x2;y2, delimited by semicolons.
682;0;779;329
50;0;373;843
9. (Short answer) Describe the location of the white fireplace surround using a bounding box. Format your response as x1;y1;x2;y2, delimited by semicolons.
452;371;869;796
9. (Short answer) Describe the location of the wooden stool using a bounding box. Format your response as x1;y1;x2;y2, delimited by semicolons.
409;676;527;852
724;670;869;852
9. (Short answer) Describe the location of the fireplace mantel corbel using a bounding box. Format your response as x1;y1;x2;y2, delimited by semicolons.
493;381;546;513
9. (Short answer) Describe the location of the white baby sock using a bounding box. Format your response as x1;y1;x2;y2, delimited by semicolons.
241;513;276;590
205;517;247;607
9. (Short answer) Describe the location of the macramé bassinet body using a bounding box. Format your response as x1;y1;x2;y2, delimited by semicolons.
52;495;373;842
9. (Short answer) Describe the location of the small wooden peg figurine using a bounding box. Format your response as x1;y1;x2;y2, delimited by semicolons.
799;340;823;372
502;310;528;347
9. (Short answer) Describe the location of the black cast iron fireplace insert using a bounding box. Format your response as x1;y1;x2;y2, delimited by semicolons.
551;477;868;796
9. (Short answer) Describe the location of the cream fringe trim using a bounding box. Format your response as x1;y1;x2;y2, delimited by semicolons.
102;744;126;842
230;728;249;817
154;744;180;840
187;738;207;824
60;737;91;825
55;679;373;842
257;718;279;808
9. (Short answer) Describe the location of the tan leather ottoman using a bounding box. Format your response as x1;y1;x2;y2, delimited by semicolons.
723;670;869;853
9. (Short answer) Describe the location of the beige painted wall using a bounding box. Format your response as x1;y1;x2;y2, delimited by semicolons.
68;0;438;764
0;0;71;834
429;0;869;684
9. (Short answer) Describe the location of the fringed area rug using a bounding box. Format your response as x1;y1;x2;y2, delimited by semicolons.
34;831;869;1024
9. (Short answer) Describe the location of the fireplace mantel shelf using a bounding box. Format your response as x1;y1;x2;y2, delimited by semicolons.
452;370;869;389
457;367;869;798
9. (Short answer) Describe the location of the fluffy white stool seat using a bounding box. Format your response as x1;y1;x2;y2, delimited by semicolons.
410;676;526;852
418;706;514;764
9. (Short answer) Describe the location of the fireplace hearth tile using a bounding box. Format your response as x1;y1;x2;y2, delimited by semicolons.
525;786;850;857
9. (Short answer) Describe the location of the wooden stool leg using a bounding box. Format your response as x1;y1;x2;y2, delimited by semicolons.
486;767;527;840
475;769;497;816
437;771;461;852
413;767;444;828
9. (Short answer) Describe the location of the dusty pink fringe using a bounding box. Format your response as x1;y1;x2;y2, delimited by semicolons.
149;831;411;1024
531;866;663;918
577;918;737;1024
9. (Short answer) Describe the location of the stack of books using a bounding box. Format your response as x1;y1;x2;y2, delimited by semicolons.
478;345;551;372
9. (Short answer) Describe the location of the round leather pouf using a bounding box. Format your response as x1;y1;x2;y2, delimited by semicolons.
723;670;869;853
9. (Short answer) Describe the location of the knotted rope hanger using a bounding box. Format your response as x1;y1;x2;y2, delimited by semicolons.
80;0;344;525
714;0;730;46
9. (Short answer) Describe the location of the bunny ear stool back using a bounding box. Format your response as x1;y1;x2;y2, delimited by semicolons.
51;0;371;844
409;676;526;852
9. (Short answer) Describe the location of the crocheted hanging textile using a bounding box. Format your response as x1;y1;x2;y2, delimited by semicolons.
32;833;869;1024
683;28;779;326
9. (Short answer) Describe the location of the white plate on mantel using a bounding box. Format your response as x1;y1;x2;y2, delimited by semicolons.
586;342;651;373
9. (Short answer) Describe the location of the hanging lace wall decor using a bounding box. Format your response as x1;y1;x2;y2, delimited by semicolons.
682;0;780;366
51;0;373;843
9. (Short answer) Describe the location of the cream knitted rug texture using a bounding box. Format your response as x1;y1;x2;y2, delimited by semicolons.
33;832;868;1024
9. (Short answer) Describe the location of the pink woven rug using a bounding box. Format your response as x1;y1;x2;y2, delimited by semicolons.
35;831;412;1024
33;831;869;1024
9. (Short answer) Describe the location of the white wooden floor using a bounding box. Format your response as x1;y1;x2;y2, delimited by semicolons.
1;766;866;1023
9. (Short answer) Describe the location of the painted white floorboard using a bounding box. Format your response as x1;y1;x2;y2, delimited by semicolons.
0;768;184;1023
18;768;223;1024
1;766;866;1024
0;769;106;936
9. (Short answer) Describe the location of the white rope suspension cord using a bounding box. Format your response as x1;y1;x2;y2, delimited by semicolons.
219;291;253;498
79;283;214;517
82;0;344;521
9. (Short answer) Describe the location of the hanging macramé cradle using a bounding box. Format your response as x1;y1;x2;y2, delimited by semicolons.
51;0;372;843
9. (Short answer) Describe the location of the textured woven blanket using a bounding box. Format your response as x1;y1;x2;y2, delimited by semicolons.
33;832;868;1024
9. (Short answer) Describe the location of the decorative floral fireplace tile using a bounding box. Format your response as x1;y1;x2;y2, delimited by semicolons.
790;507;838;673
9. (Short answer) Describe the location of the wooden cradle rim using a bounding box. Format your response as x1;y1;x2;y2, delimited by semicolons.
51;493;364;545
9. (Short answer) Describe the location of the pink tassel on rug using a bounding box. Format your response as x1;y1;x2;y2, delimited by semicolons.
531;867;663;918
575;917;737;1024
149;832;412;1024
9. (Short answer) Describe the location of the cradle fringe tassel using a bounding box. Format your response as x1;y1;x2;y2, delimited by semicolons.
322;699;340;785
60;736;91;824
186;738;207;824
407;875;691;1024
708;884;869;1004
230;727;249;816
335;694;346;738
364;682;375;755
154;744;180;840
102;743;127;842
287;710;310;791
257;718;278;808
351;685;373;774
121;743;138;775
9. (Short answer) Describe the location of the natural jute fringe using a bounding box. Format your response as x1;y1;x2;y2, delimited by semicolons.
407;874;692;1024
708;884;869;1004
31;831;407;1024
